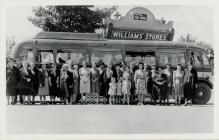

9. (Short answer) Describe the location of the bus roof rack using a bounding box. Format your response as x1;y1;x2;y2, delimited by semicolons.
34;31;107;41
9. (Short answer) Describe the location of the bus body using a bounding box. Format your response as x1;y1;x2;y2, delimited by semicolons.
12;32;213;104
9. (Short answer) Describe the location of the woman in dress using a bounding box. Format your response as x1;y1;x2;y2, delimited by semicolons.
6;59;19;105
116;78;122;104
30;61;40;105
134;63;147;105
48;64;59;103
163;64;173;105
38;63;50;104
122;65;131;105
90;63;100;104
183;62;198;105
173;64;184;105
72;63;80;104
108;77;117;105
79;61;90;104
19;61;33;105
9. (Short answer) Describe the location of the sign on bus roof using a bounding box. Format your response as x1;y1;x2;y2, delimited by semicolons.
104;7;174;41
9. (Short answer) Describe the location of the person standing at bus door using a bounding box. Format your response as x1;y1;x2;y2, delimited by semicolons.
173;64;184;105
163;64;173;105
129;63;136;103
6;58;19;105
99;63;107;104
38;63;50;105
30;61;40;105
122;65;131;105
68;60;74;104
72;63;80;104
154;68;167;105
134;63;147;105
183;62;198;106
48;64;59;104
108;77;117;105
79;61;90;104
19;61;33;105
90;63;100;104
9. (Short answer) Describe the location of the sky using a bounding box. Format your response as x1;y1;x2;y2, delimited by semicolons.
6;5;214;46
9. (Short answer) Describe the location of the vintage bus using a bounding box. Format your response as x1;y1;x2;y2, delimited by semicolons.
12;32;213;104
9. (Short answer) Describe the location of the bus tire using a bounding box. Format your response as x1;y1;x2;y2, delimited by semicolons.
193;82;211;104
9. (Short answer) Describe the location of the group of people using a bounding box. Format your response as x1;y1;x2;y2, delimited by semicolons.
6;58;198;106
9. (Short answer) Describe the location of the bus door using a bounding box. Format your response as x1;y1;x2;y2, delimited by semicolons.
125;51;156;66
188;50;204;77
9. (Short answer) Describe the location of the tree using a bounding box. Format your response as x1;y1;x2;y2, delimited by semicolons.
178;34;197;43
28;6;118;33
6;36;16;58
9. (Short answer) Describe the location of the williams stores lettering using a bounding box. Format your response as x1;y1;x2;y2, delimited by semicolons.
112;31;168;41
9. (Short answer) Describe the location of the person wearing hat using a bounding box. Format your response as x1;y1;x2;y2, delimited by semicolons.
98;62;107;104
163;64;173;105
183;62;198;105
30;61;40;105
38;62;50;104
48;63;60;104
90;62;100;104
19;61;33;105
6;58;19;105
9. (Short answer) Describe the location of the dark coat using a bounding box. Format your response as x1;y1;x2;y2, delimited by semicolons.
31;67;40;95
19;68;33;95
6;66;19;96
183;68;198;100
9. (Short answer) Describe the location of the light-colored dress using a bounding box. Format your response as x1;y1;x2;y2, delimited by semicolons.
73;69;80;95
173;70;184;97
108;83;117;95
79;67;90;94
122;71;131;95
134;69;147;95
38;69;49;96
117;82;122;96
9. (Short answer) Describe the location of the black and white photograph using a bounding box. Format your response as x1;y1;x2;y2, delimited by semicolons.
0;0;218;139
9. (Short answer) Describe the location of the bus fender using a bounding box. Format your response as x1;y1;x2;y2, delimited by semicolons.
198;78;213;89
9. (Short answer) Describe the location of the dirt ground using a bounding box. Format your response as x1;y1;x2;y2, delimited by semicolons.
7;103;213;134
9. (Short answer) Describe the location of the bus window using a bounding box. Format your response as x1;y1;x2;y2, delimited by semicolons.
190;51;202;67
57;52;88;64
125;51;156;65
36;51;54;63
25;50;34;62
159;52;185;66
91;51;122;65
203;53;210;66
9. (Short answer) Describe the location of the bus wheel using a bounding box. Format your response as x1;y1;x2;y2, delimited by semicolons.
193;82;211;104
